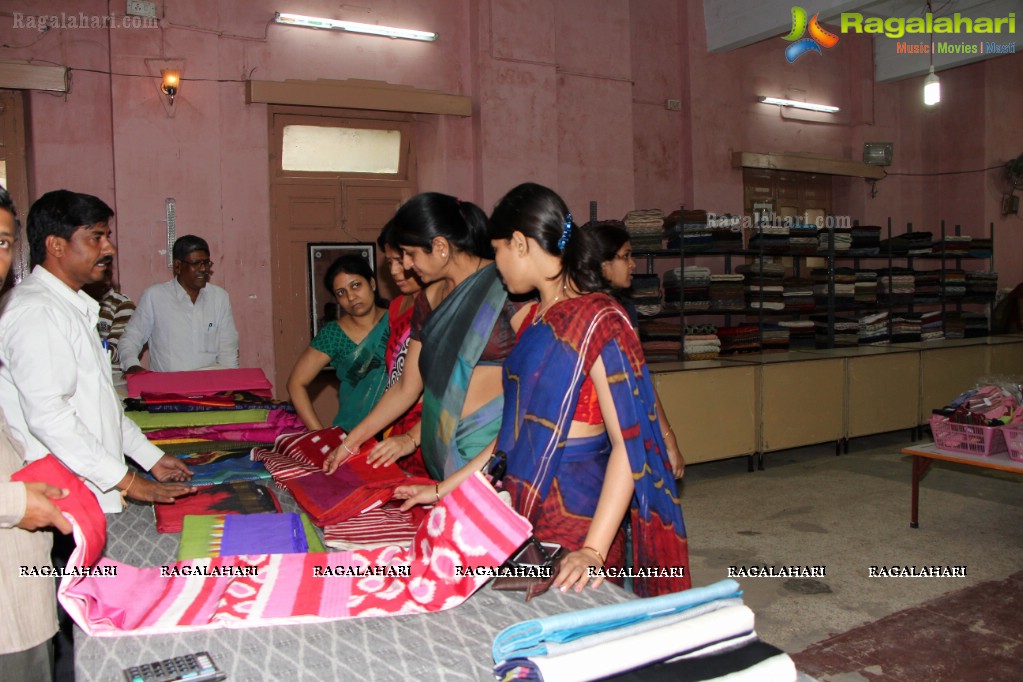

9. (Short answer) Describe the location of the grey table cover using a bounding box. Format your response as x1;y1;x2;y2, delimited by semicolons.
73;493;633;681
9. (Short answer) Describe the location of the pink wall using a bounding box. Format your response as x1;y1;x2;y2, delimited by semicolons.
2;0;1020;387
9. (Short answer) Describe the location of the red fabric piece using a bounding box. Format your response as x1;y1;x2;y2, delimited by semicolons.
152;481;282;533
126;368;272;398
11;455;106;566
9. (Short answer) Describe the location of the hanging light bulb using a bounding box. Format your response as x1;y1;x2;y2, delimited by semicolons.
923;66;941;106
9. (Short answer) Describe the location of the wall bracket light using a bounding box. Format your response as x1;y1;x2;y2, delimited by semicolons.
273;12;438;42
758;96;840;114
161;69;180;106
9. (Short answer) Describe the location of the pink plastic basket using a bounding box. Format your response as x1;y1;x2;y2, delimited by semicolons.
1002;424;1023;462
929;415;1007;456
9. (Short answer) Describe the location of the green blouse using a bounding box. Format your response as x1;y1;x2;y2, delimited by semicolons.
311;313;389;431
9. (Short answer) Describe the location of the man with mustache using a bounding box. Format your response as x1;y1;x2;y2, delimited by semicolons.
0;189;195;513
119;234;239;373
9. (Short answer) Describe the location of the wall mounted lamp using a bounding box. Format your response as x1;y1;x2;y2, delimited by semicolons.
161;69;180;106
758;96;840;114
273;12;438;42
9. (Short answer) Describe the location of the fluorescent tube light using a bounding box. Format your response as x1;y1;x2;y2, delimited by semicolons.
274;12;438;42
758;97;840;114
923;67;941;106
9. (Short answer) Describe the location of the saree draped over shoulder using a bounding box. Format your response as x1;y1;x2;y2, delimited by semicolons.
311;313;389;432
498;294;690;597
418;264;508;480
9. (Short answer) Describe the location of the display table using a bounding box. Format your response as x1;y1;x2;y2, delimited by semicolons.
74;495;634;681
901;442;1023;528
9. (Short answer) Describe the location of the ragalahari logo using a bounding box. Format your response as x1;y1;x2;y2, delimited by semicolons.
783;7;840;62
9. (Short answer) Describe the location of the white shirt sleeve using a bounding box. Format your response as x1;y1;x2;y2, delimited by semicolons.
118;287;155;371
1;307;129;492
216;291;240;368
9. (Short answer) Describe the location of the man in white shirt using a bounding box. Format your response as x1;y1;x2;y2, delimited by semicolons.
119;234;239;373
0;189;195;514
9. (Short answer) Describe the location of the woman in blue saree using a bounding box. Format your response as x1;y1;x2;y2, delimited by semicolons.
329;193;531;480
397;184;690;597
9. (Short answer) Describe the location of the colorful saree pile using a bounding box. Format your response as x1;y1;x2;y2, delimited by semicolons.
498;294;690;597
419;264;509;479
19;456;533;636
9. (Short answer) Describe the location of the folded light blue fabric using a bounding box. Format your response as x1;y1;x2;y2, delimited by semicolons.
492;579;743;663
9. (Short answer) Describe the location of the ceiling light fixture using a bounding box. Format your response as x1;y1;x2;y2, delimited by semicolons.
923;0;940;106
758;96;840;114
273;12;438;42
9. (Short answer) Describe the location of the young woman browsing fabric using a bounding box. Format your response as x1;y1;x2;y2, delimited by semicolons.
396;183;690;597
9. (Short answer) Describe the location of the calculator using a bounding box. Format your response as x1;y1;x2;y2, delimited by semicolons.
122;651;226;682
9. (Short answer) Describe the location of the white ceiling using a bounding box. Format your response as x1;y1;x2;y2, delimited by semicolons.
704;0;1022;82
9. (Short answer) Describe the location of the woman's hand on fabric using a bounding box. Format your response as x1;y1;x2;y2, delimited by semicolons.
554;549;606;593
393;484;437;512
151;455;193;482
366;435;412;469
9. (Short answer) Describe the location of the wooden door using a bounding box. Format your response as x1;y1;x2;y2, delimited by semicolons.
0;89;30;288
269;108;414;413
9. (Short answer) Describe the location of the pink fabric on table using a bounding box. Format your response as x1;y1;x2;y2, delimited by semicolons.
125;368;272;398
59;472;532;636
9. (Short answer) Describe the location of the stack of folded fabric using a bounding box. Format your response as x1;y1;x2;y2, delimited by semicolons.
813;315;859;347
639;320;683;345
737;259;785;311
778;320;816;349
921;310;945;341
933;234;971;255
968;237;993;258
708;214;743;251
940;269;967;298
781;277;815;312
876;267;915;303
492;579;797;682
890;312;923;343
640;320;683;362
812;268;856;309
717;325;761;355
664;266;712;312
965;270;998;300
963;312;990;337
623;209;666;251
788;223;818;255
816;226;851;253
848;225;882;256
748;225;790;253
943;312;966;339
631;274;663;316
857;311;890;345
853;270;878;306
913;269;942;304
709;274;745;310
759;323;790;352
666;210;714;252
683;324;720;361
878;231;933;255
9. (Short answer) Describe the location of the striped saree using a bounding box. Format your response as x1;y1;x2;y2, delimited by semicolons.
498;294;690;597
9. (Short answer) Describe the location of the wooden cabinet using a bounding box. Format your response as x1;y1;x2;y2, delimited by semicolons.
755;353;844;452
844;347;921;438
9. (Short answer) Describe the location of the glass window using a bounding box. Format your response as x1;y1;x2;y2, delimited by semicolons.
282;125;401;173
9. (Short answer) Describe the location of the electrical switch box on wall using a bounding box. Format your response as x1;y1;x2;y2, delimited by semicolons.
126;0;158;19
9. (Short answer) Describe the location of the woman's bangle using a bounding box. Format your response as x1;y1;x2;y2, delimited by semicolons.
340;440;357;456
582;545;605;566
434;483;441;503
120;470;136;499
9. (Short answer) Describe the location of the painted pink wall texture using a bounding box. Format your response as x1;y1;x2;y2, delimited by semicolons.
1;0;1020;388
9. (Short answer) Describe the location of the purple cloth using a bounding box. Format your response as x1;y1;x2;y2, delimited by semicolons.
220;512;308;556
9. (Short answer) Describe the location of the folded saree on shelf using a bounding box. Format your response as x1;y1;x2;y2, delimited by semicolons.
18;456;532;637
125;368;273;398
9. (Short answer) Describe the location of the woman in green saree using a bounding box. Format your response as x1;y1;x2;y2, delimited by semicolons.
287;254;389;432
328;193;531;480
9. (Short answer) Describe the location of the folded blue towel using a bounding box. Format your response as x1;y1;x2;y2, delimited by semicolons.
492;579;743;663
